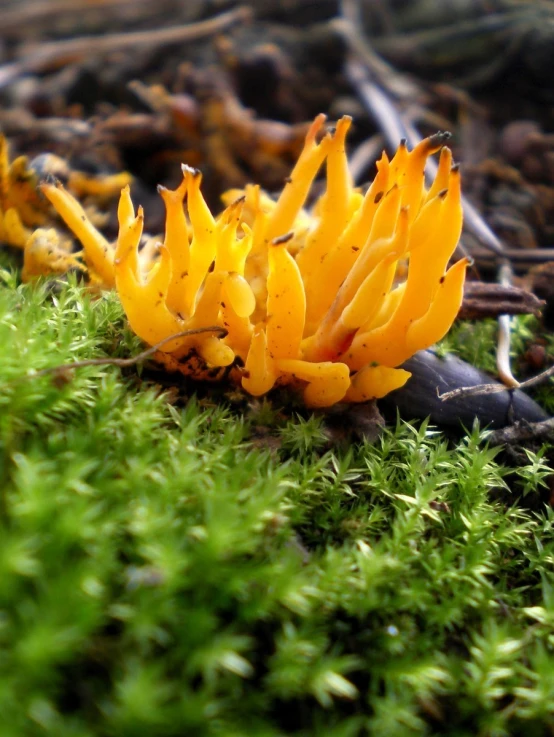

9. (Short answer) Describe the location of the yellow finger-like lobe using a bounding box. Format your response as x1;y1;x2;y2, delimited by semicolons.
183;271;235;366
342;169;463;369
305;254;397;363
158;178;190;315
22;228;85;281
405;257;468;353
115;213;185;349
322;206;409;337
189;271;224;329
214;201;250;275
275;359;350;407
406;190;446;255
41;182;115;286
302;154;390;317
389;168;463;323
1;207;29;248
243;327;277;396
367;185;401;243
114;205;143;277
344;259;467;371
197;336;235;367
225;272;256;318
360;282;405;334
0;135;9;203
398;134;442;218
388;140;408;183
117;186;139;279
68;171;132;199
264;113;328;244
230;185;269;259
6;157;46;227
118;185;135;230
298;119;354;328
266;242;306;360
340;255;398;331
345;365;411;402
183;165;217;314
221;296;253;360
424;146;452;203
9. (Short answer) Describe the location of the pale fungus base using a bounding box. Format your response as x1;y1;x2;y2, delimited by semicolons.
41;115;467;407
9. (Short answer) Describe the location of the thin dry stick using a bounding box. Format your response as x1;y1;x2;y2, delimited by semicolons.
2;0;159;35
439;362;554;402
473;247;554;266
7;326;227;385
487;417;554;446
0;6;251;89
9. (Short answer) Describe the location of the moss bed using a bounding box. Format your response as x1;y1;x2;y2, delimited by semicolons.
0;263;553;736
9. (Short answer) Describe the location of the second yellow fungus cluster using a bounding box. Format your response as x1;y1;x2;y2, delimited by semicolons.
42;115;466;407
0;133;131;280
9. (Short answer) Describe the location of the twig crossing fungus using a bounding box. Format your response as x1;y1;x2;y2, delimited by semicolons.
41;115;467;407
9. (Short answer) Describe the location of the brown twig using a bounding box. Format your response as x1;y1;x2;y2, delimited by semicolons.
0;6;251;89
471;247;554;269
2;0;162;36
331;17;420;102
5;326;227;385
459;282;544;320
487;417;554;446
439;362;554;403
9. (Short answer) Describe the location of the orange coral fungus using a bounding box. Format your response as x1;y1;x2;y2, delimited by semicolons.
42;115;467;407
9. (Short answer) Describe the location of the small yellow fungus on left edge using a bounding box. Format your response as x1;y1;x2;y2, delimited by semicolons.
0;132;131;280
42;115;467;407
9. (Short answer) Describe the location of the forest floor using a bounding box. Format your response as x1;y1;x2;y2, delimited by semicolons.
1;2;554;735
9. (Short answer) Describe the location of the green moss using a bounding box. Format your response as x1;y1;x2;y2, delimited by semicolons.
0;271;553;736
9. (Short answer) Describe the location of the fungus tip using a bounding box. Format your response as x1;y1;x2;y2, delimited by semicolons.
271;231;294;246
42;174;60;187
181;164;200;178
427;131;452;149
335;115;353;136
306;113;327;144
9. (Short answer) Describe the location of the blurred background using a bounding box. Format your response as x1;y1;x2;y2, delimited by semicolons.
1;0;554;270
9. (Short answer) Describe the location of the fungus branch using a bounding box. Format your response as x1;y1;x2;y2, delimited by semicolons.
338;0;521;390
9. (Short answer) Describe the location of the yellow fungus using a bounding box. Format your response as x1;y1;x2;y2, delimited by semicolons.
22;228;86;282
0;133;130;278
44;115;466;407
41;181;116;287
